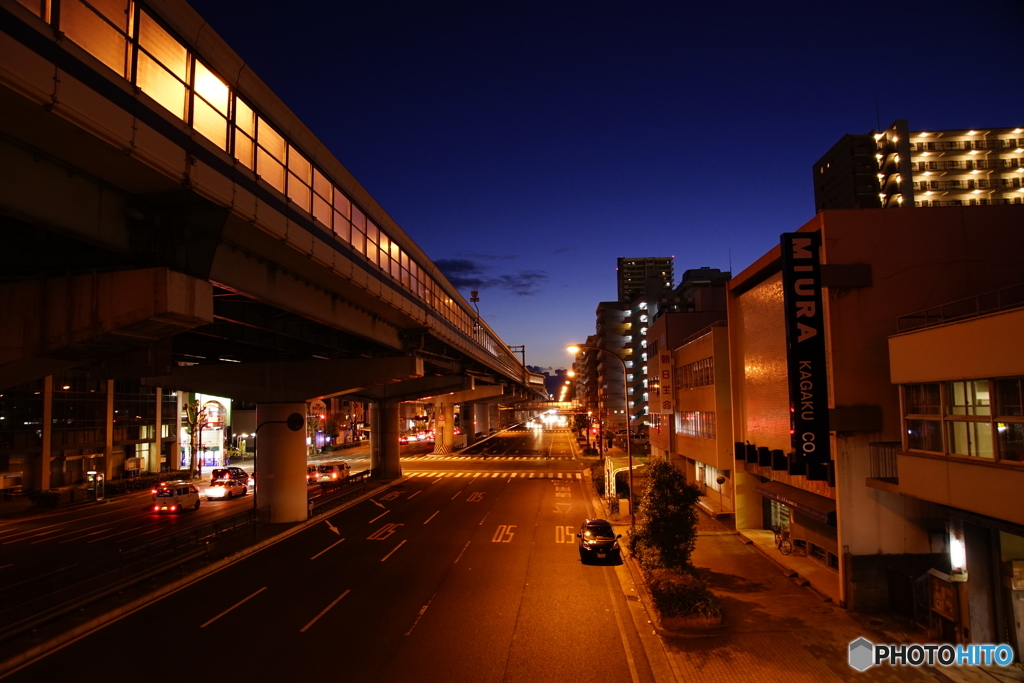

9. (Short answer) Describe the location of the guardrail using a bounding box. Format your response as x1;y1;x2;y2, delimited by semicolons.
895;282;1024;332
0;505;269;644
308;470;373;516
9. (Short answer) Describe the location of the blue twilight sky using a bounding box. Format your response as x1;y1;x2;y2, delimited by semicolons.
186;0;1023;371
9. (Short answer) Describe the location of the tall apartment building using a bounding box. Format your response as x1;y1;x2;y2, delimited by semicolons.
616;257;674;304
814;120;1024;212
629;268;730;429
577;302;630;436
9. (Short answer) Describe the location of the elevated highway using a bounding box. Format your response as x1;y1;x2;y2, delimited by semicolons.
0;0;546;520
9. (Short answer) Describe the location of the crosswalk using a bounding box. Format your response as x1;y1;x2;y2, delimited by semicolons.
403;471;584;479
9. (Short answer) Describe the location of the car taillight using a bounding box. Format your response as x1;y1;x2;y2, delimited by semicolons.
153;505;160;511
150;489;157;494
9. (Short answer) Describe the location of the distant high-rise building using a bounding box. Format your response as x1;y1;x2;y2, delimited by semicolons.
814;121;1024;212
616;257;674;304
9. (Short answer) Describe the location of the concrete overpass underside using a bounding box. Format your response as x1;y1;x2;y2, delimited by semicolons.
0;0;547;521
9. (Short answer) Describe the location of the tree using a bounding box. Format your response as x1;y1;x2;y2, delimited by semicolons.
324;414;345;445
628;459;702;571
183;399;208;480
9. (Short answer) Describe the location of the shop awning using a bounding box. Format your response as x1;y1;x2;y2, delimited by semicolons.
756;480;836;526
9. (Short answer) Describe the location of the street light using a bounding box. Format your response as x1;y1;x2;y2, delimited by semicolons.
567;344;634;529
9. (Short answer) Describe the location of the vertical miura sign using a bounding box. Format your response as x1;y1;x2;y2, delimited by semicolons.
780;232;831;464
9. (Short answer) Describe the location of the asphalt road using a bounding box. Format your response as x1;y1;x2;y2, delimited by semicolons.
1;427;655;683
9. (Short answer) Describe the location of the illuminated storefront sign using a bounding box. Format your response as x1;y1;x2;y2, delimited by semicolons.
780;231;831;465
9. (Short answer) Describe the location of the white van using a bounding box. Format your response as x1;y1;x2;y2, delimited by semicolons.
314;462;351;483
151;480;200;513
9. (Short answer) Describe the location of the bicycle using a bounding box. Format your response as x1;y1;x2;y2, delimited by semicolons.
772;525;793;555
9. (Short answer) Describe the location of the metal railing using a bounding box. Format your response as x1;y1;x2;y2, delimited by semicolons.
0;505;268;642
308;469;373;516
868;442;900;483
896;282;1024;332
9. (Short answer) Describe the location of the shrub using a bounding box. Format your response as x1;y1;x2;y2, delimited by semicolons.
589;461;604;496
627;459;701;571
647;569;722;620
582;447;599;456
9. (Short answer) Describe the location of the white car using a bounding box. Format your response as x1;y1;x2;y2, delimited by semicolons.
152;481;200;513
206;478;248;500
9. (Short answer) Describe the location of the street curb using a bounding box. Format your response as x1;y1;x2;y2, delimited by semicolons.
0;477;407;679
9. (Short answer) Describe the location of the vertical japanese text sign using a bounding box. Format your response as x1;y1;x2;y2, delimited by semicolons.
780;232;831;464
659;352;674;414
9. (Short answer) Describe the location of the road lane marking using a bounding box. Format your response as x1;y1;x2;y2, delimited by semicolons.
405;593;437;636
369;510;391;524
602;564;642;683
201;586;268;628
0;563;79;590
451;491;462;500
454;541;471;563
407;490;421;499
380;539;407;562
491;473;500;477
300;590;351;632
556;526;575;543
368;523;404;540
423;511;439;524
310;538;346;560
491;525;515;542
4;529;60;545
59;528;114;544
466;492;485;502
0;564;11;570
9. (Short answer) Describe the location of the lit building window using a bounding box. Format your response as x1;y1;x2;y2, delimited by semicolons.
137;11;187;119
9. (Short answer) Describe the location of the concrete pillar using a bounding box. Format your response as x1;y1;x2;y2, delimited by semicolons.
370;400;402;479
489;404;499;432
38;375;53;491
433;400;455;454
255;402;308;523
471;402;489;442
173;391;182;471
152;387;162;474
104;378;115;480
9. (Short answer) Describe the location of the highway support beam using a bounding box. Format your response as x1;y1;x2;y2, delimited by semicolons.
430;385;504;454
0;268;213;390
352;376;484;480
142;356;427;404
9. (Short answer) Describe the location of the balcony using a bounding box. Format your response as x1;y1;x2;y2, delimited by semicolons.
865;442;900;494
896;450;1024;527
895;282;1024;332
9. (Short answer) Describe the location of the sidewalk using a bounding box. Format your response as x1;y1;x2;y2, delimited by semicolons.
602;498;1023;683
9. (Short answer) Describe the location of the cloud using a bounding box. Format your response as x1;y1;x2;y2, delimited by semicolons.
456;251;519;261
435;259;548;296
